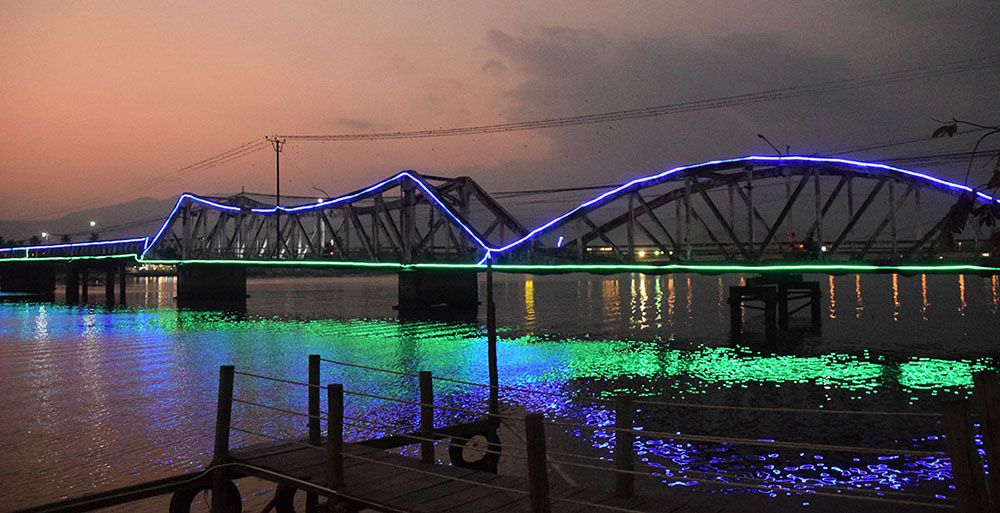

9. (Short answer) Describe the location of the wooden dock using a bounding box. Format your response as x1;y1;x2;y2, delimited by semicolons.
17;355;984;513
226;438;714;513
208;360;717;513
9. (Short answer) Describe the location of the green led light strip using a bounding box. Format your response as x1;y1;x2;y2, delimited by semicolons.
2;255;998;274
140;259;1000;274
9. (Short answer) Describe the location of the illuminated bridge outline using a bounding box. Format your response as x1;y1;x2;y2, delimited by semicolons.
3;155;1000;274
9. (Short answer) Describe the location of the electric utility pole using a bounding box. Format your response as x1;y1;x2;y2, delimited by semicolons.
267;136;286;256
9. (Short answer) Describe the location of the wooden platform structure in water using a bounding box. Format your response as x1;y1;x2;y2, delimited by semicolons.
227;437;715;513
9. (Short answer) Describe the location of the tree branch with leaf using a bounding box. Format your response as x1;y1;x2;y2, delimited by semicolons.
931;118;1000;253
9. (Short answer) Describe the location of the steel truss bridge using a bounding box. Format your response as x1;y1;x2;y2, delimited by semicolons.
3;156;1000;275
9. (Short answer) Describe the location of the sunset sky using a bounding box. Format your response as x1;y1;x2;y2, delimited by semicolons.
2;2;998;225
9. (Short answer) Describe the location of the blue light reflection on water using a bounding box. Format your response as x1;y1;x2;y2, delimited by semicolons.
1;272;999;509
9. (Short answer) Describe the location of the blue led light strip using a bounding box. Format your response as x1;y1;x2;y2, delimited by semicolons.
141;172;492;259
0;237;149;254
487;155;1000;255
141;155;1000;263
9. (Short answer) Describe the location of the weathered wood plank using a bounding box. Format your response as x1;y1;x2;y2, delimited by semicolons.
226;438;705;513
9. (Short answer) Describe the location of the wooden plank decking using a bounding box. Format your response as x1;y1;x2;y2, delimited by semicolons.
228;439;720;513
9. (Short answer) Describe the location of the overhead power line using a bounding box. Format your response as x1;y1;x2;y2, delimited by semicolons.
489;147;1000;199
13;54;998;222
16;139;268;221
278;55;1000;142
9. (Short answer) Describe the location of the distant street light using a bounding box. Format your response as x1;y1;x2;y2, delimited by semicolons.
41;232;49;240
89;220;97;227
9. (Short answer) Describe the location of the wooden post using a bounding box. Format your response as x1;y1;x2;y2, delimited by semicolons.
809;282;822;329
764;290;777;343
327;384;344;490
213;365;235;462
308;354;321;445
211;365;235;513
941;399;990;513
524;413;550;513
777;283;789;330
614;396;635;498
973;371;1000;512
487;256;499;415
420;371;434;464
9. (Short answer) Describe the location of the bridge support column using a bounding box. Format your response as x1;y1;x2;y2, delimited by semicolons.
81;267;89;303
0;263;56;300
118;263;127;306
105;267;116;307
177;264;247;311
66;266;80;305
397;269;478;319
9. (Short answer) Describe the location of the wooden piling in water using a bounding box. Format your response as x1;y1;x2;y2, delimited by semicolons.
763;289;777;342
808;281;822;329
327;383;344;490
487;256;499;415
615;395;635;498
941;399;990;513
213;365;234;461
212;365;235;513
777;283;789;330
308;354;321;445
420;371;434;464
306;355;322;512
973;371;1000;513
525;413;550;513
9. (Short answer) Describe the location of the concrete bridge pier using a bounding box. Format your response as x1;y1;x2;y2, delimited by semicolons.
81;267;89;303
176;264;247;311
0;262;56;301
66;265;80;305
396;269;479;320
104;267;116;306
118;263;127;306
65;262;128;307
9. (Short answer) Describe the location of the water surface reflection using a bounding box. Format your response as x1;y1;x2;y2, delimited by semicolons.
1;272;998;509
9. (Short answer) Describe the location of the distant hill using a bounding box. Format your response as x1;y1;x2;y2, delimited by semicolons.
0;197;179;243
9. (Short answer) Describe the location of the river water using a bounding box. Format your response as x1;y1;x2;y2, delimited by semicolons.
1;272;998;511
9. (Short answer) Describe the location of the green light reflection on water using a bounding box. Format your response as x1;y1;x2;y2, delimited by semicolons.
20;304;991;404
513;337;992;401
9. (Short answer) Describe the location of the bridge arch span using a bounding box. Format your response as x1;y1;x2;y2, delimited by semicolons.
487;155;1000;263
